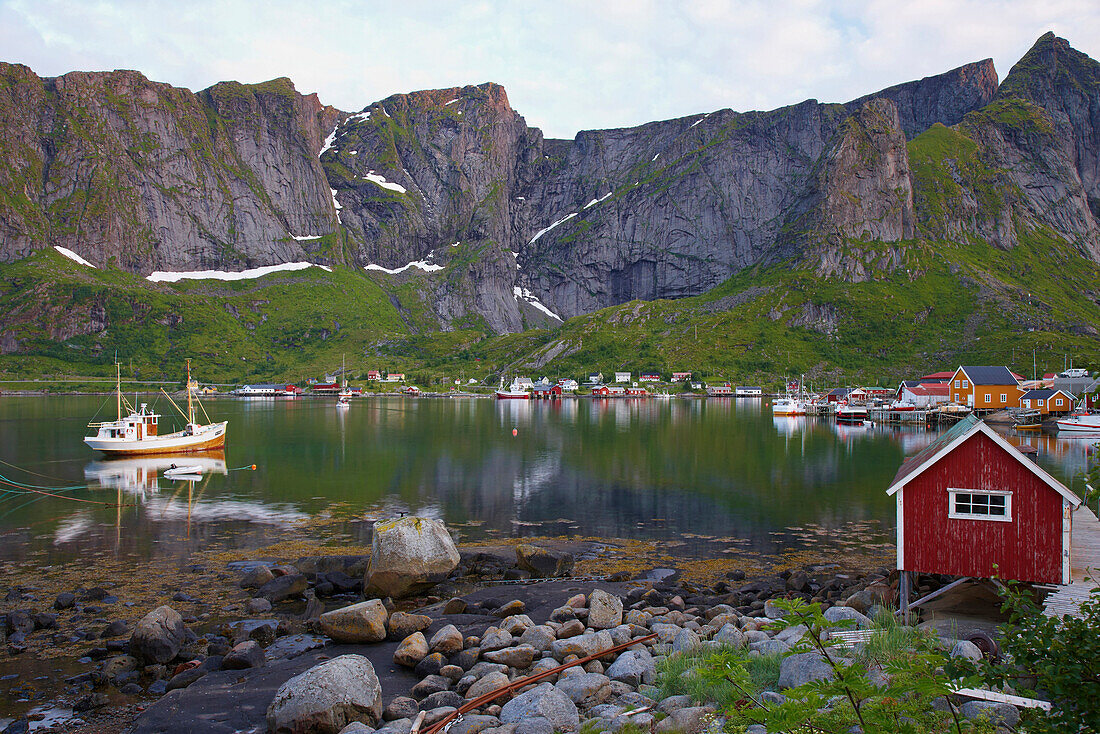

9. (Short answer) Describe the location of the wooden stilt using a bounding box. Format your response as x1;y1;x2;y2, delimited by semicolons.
900;570;911;625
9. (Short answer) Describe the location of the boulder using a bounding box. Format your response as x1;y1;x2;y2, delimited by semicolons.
388;612;432;641
514;545;574;578
587;590;623;630
499;683;579;730
239;565;275;589
670;628;701;654
365;517;460;598
763;599;790;620
518;625;556;652
319;600;389;644
778;652;836;689
480;627;513;652
958;701;1020;728
606;649;655;687
393;632;429;668
823;606;872;629
130;606;187;665
222;640;265;670
554;672;611;706
258;574;308;603
267;655;383;733
383;696;419;721
482;645;535;668
411;675;451;700
442;598;468;615
655;706;713;733
465;671;510;699
713;623;745;648
950;640;983;662
429;624;464;656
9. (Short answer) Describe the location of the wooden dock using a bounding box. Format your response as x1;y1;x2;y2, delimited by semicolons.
1043;502;1100;618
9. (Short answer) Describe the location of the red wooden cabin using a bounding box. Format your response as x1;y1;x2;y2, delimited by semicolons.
887;416;1081;610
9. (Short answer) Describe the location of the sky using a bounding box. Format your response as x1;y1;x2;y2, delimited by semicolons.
1;0;1099;139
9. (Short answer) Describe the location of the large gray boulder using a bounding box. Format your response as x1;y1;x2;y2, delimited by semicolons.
266;655;383;733
499;682;579;730
587;589;623;630
365;517;460;598
319;600;389;644
606;649;655;687
514;545;574;578
554;672;611;707
130;606;187;665
778;652;837;690
823;606;873;629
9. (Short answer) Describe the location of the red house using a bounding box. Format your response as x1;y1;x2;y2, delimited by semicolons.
887;415;1081;605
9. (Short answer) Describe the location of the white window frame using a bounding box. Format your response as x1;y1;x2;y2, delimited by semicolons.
1000;393;1007;403
984;393;991;403
1056;398;1064;406
948;488;1013;522
1037;399;1045;406
954;379;960;388
962;380;969;389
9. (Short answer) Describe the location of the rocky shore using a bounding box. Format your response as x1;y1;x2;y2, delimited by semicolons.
0;517;1013;734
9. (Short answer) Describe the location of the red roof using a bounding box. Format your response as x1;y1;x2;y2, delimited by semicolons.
906;383;949;397
921;371;955;380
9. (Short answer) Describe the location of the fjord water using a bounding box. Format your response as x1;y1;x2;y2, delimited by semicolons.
0;396;1092;563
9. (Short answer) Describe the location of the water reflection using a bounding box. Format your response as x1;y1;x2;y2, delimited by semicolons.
0;396;1093;563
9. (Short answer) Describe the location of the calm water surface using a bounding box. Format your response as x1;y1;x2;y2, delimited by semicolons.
0;396;1094;564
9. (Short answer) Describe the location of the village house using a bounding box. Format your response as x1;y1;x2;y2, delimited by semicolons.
614;371;631;383
366;370;381;381
670;371;692;382
898;382;950;408
948;366;1021;410
625;385;648;396
531;380;563;399
826;387;853;403
735;386;763;396
886;415;1082;619
587;372;604;384
557;378;579;391
640;373;661;382
591;385;626;397
1019;388;1075;415
383;372;406;382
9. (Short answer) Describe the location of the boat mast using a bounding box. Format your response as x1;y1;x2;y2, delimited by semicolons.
116;362;121;421
186;359;194;425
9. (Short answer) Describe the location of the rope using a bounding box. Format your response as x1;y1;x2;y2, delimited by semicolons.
229;464;258;471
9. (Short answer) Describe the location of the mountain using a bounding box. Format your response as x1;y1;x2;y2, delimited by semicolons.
1;34;1099;383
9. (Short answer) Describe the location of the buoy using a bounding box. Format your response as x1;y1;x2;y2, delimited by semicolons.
251;464;257;470
512;428;518;437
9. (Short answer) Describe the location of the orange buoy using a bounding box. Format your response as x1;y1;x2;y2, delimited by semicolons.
251;464;257;470
512;428;518;437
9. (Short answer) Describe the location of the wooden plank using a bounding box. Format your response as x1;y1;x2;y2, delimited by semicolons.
951;687;1052;711
1070;503;1100;586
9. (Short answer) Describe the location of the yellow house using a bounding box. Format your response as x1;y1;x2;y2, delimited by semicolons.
1019;388;1075;415
949;366;1021;410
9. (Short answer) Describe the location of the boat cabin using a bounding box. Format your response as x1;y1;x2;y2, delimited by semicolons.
888;415;1081;588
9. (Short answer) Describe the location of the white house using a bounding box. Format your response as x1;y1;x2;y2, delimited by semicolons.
558;378;579;391
614;371;631;383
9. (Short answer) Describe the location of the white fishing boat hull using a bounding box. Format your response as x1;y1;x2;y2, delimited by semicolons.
84;422;228;455
1056;414;1100;432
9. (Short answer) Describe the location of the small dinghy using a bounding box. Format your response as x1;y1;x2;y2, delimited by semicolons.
164;464;204;479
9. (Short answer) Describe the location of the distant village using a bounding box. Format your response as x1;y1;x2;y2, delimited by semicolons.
216;364;1099;417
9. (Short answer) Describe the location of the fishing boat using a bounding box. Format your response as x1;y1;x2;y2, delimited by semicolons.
887;400;918;412
84;361;227;456
772;396;805;416
495;378;530;400
1012;408;1042;431
836;402;869;422
1055;411;1100;433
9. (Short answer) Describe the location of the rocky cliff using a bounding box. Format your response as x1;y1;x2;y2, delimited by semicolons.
1;34;1099;333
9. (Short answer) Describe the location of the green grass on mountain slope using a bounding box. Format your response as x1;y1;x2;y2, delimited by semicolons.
0;249;455;385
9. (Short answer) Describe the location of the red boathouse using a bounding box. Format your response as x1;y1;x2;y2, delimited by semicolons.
887;416;1081;601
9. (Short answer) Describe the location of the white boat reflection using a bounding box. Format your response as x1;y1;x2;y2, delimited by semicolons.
84;453;228;494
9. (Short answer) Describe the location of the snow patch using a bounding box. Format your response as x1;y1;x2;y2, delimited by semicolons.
451;242;460;247
364;171;407;194
147;262;331;283
319;123;339;157
689;113;710;129
529;212;577;244
365;260;444;275
346;111;371;123
583;192;612;209
513;286;562;321
292;235;322;241
444;98;460;106
330;188;343;223
515;196;525;200
652;153;660;161
55;246;95;268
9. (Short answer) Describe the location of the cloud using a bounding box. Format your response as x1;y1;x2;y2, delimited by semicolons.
2;0;1100;138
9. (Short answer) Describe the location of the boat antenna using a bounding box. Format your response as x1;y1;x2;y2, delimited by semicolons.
186;358;194;425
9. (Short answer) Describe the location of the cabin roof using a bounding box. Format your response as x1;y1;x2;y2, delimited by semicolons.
1020;388;1073;400
957;366;1019;385
906;383;950;396
886;415;1080;506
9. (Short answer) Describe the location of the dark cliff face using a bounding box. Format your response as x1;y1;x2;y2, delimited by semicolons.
2;35;1100;334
